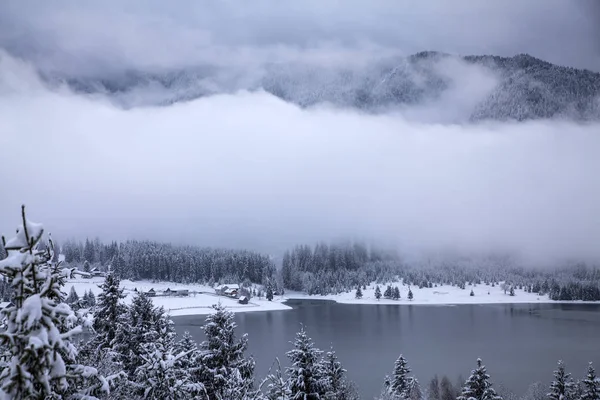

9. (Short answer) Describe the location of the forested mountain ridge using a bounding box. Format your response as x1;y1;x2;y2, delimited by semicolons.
41;52;600;121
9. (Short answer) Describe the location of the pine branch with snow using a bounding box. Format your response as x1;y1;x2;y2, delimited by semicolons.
0;206;108;399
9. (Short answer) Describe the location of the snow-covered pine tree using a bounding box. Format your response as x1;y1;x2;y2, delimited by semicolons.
0;206;108;399
113;292;158;377
173;331;199;370
581;362;600;400
267;285;274;301
428;376;441;400
87;289;96;307
393;286;400;300
287;326;325;400
509;287;515;297
134;329;204;399
548;360;577;400
375;285;382;300
322;346;355;400
83;259;91;273
407;378;423;400
200;303;256;399
355;286;363;299
384;285;392;299
408;288;414;301
67;285;79;305
89;272;127;355
265;358;290;400
82;290;90;307
457;358;502;400
389;354;412;397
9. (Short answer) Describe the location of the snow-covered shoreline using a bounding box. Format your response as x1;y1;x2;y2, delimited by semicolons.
66;277;291;316
67;277;597;318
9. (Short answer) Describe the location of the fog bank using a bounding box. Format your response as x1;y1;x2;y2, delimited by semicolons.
0;54;599;263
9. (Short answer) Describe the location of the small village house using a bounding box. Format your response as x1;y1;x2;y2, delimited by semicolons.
215;284;240;297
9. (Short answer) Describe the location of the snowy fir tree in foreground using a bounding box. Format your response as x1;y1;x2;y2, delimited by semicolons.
286;326;325;400
457;358;502;400
0;206;108;399
548;361;577;400
381;354;421;400
581;363;600;400
200;303;256;399
265;358;289;400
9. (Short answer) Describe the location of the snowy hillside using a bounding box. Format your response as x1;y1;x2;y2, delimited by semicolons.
40;52;600;122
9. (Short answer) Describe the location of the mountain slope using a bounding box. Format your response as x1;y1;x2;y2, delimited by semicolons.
41;52;600;122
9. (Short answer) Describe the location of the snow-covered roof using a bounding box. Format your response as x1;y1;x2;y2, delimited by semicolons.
215;284;240;290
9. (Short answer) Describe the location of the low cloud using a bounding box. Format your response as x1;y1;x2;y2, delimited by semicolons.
1;54;599;264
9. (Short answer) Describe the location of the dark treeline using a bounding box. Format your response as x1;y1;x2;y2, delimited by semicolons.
59;238;276;285
17;237;600;302
282;243;600;301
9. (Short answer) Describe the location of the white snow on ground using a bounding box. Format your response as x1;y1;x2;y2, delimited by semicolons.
66;277;593;318
65;278;291;316
286;280;581;305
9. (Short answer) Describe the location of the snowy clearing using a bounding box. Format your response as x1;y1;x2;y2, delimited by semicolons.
285;280;589;305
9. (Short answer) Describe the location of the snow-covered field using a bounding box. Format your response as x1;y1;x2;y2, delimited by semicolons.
65;277;291;316
67;277;590;318
285;281;558;305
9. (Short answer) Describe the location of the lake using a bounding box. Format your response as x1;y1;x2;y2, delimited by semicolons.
173;300;600;399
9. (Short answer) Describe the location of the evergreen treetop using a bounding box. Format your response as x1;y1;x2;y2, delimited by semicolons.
457;358;502;400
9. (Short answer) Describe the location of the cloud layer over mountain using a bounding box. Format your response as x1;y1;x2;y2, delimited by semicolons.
1;53;599;263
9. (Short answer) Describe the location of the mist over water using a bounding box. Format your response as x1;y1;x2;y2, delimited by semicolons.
1;1;599;263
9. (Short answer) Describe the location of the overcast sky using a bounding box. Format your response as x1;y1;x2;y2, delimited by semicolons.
0;0;599;72
1;2;599;263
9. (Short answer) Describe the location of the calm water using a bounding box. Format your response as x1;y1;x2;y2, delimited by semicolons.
173;301;600;399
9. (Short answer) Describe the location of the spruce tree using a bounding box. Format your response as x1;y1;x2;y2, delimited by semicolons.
581;362;600;400
134;325;203;399
83;259;91;273
355;286;363;299
375;285;382;300
287;326;325;400
87;289;96;307
457;358;502;400
266;358;290;400
321;347;347;399
393;286;401;300
389;354;412;397
113;292;158;377
200;303;256;399
82;290;90;307
385;285;393;299
267;286;274;301
510;287;515;297
408;288;414;301
428;376;441;400
0;206;108;399
90;272;127;355
548;360;577;400
66;286;79;305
